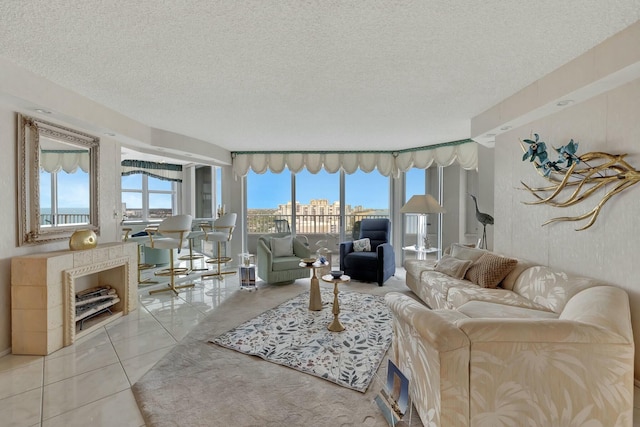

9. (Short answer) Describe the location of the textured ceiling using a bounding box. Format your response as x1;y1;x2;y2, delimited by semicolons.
0;1;639;153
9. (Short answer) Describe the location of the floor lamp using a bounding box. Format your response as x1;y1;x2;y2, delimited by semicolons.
401;194;446;257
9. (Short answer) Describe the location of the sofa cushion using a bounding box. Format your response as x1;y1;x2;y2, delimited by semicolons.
512;265;603;313
404;259;436;280
500;259;537;291
271;256;304;272
434;255;473;279
432;308;470;323
457;300;559;319
271;256;302;271
447;286;553;312
465;253;518;288
450;243;486;262
352;238;371;252
420;271;479;309
342;250;378;270
271;235;294;257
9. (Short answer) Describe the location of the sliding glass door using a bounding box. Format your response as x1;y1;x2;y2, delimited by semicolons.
246;169;292;234
403;166;442;260
344;169;390;242
246;168;390;254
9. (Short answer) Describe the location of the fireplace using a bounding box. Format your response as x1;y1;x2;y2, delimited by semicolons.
63;256;133;346
11;242;138;355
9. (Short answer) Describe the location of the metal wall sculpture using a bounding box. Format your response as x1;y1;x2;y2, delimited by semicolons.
520;133;639;231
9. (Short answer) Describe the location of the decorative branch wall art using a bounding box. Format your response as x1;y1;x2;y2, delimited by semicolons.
519;134;640;231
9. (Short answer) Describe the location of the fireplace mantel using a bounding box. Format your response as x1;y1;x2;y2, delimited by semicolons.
11;242;138;355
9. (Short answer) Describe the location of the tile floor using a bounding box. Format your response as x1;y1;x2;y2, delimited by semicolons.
1;255;640;426
0;255;238;427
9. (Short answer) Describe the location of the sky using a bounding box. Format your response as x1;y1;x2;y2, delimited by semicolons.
40;170;90;209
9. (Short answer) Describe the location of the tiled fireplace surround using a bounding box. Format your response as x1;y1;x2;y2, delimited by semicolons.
11;242;138;356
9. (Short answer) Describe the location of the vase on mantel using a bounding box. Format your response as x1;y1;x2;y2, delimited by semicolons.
69;229;98;251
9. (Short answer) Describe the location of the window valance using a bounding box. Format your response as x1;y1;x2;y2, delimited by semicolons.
41;150;90;173
232;140;477;177
121;160;183;182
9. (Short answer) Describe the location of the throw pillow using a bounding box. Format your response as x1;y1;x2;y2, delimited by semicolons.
434;255;473;280
450;243;486;262
353;238;371;252
465;252;518;288
271;235;294;257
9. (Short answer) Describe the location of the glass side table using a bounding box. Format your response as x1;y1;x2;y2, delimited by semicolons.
238;253;256;291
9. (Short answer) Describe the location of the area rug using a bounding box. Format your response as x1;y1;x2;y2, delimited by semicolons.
132;275;423;427
210;289;392;392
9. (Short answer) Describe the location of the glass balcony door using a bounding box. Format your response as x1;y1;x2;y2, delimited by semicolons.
246;168;391;257
403;166;443;261
344;169;390;243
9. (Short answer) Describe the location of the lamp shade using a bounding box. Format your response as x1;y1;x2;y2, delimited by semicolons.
400;194;446;214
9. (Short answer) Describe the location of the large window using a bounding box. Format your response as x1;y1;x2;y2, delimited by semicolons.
247;168;390;247
403;168;427;248
246;169;291;233
296;169;339;236
344;169;389;241
122;174;177;221
403;166;443;259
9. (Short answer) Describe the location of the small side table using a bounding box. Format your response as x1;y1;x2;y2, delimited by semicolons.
239;253;256;291
321;274;351;332
300;261;329;311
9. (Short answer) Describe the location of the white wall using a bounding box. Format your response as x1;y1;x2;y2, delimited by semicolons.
493;77;640;375
470;21;640;376
0;106;122;352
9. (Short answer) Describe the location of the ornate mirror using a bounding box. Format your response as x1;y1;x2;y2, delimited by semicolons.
17;114;100;246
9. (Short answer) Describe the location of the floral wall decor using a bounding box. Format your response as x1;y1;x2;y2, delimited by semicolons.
520;133;639;230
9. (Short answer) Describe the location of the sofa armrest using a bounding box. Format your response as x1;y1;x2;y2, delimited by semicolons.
339;241;354;266
385;292;469;351
377;241;395;265
458;318;630;344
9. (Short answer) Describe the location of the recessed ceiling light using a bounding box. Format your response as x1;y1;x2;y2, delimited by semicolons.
556;100;574;107
34;108;52;114
500;126;511;131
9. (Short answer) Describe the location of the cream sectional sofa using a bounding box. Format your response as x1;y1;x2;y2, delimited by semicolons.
385;244;634;427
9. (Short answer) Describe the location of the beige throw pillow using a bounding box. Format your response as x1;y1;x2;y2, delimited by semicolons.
450;243;486;262
465;252;518;288
434;255;473;279
353;238;371;252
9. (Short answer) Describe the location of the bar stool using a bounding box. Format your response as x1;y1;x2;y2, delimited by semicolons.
202;213;237;280
179;229;207;272
122;227;158;285
142;215;196;295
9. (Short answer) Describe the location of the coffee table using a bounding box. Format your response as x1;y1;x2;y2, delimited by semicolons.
321;274;351;332
300;261;329;311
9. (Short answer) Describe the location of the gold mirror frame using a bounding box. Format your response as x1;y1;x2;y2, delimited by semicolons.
17;114;100;246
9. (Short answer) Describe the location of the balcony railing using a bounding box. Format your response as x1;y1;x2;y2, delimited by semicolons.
247;213;388;238
40;213;90;226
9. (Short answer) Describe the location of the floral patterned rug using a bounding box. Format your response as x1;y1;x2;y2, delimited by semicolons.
209;289;393;393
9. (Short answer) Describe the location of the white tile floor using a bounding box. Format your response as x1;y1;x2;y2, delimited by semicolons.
0;255;237;427
1;255;640;427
